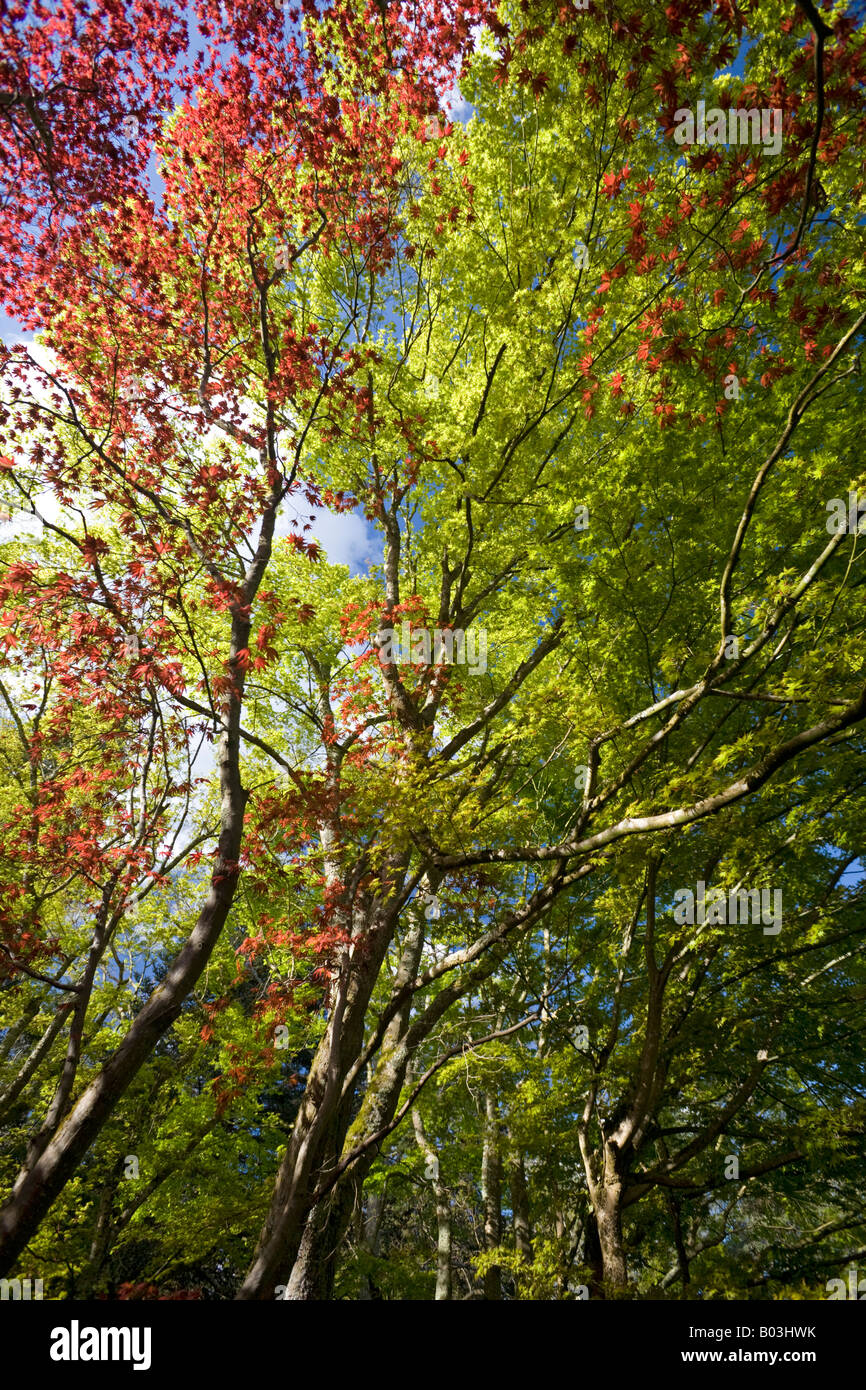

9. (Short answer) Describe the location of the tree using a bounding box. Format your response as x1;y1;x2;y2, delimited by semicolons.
238;0;866;1299
0;0;491;1271
0;0;189;311
1;0;865;1301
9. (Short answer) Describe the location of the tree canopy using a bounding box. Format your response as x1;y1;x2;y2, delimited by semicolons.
0;0;864;1302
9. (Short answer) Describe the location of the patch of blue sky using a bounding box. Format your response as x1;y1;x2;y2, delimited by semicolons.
716;32;755;83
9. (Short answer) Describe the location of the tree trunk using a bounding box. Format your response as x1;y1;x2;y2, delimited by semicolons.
0;812;246;1275
481;1091;501;1299
596;1192;627;1289
583;1206;604;1298
358;1188;385;1300
0;608;253;1277
580;1137;628;1297
433;1183;452;1301
240;995;366;1298
75;1162;122;1298
0;1003;72;1122
413;1106;451;1300
0;997;38;1061
239;909;424;1299
283;1178;358;1300
594;1146;628;1293
509;1150;533;1263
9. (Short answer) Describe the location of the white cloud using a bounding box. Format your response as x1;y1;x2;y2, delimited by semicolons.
0;312;33;345
442;84;475;125
280;504;378;575
3;338;380;575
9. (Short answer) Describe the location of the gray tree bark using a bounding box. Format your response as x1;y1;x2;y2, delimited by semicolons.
481;1091;502;1299
509;1149;533;1263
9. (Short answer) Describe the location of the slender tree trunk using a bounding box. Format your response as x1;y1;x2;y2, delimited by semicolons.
0;857;245;1274
583;1206;604;1298
413;1106;451;1300
0;997;38;1061
509;1150;533;1263
668;1191;691;1293
433;1182;452;1301
481;1091;502;1299
0;609;253;1276
240;906;423;1299
243;876;512;1300
658;1137;690;1294
358;1188;385;1301
75;1161;122;1298
0;1002;72;1122
243;990;368;1299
